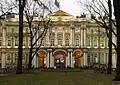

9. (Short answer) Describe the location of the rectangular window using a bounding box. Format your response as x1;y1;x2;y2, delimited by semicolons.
87;28;91;34
14;27;18;33
51;39;54;46
7;28;12;33
42;40;44;46
58;39;62;46
86;37;91;47
100;37;105;48
7;37;11;46
23;38;25;46
93;37;98;47
76;39;79;46
15;37;18;46
0;39;2;46
65;40;69;46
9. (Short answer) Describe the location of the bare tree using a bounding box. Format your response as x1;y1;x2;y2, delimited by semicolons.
16;0;26;74
0;0;18;19
24;0;58;69
77;0;117;74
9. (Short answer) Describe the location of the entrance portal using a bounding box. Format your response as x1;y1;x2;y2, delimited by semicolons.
73;51;83;68
38;50;46;68
54;54;65;68
53;50;67;68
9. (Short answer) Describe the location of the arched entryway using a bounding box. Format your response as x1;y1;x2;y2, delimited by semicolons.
38;50;47;68
73;50;83;68
53;49;67;68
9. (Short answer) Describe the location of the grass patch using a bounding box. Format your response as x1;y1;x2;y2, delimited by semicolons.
0;69;120;85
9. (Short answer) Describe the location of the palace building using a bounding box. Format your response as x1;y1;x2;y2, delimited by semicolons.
0;10;116;68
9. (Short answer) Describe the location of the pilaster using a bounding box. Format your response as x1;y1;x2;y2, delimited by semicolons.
2;50;6;68
55;28;58;46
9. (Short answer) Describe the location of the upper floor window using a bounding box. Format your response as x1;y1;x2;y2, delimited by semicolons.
0;53;1;61
65;39;69;46
15;37;18;46
91;28;94;33
75;39;79;46
0;38;2;46
8;37;12;46
6;53;11;63
100;37;105;47
93;37;98;47
86;37;91;47
41;40;44;46
50;39;54;46
14;27;18;33
7;27;12;33
58;39;62;46
23;38;25;46
87;28;91;34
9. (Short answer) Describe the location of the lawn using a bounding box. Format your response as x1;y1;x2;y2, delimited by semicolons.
0;69;120;85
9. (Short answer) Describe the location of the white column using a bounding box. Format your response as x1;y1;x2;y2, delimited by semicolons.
84;29;86;47
81;56;84;67
50;52;53;68
46;28;50;46
71;52;74;68
84;52;87;66
55;28;58;46
70;28;72;46
72;28;75;46
81;29;83;47
2;27;6;48
65;56;68;68
67;52;70;67
72;56;74;68
36;56;38;68
62;28;65;46
52;56;54;67
33;55;37;68
46;52;50;68
44;56;46;67
2;51;6;68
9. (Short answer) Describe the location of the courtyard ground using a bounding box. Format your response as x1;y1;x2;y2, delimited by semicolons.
0;69;120;85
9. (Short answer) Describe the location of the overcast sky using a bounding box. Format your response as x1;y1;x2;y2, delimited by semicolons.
58;0;84;16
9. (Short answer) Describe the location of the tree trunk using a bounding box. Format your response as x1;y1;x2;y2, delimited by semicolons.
113;0;120;81
27;23;33;69
16;0;24;74
107;0;112;74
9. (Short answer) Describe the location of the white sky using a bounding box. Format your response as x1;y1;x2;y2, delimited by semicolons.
58;0;84;16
